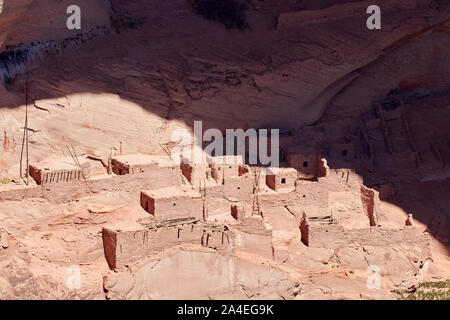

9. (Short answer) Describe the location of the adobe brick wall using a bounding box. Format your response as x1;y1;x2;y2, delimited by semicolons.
320;168;363;191
360;185;380;226
180;162;212;188
285;152;318;180
299;214;309;246
231;204;246;221
302;224;430;250
260;179;329;209
29;162;90;186
0;168;182;204
266;168;297;192
111;154;179;175
202;229;234;250
234;231;273;259
317;156;328;178
102;228;118;270
372;183;396;201
102;223;234;270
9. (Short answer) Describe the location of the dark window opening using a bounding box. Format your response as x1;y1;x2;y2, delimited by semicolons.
173;203;176;206
342;150;348;157
281;178;286;184
119;169;122;175
303;161;308;168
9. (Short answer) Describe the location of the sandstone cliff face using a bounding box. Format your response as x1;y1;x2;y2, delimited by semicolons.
0;0;449;300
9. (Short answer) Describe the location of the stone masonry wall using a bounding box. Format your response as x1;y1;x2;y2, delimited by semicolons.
303;225;430;251
102;224;234;270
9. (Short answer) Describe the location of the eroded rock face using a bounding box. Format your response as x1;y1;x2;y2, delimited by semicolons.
0;0;449;300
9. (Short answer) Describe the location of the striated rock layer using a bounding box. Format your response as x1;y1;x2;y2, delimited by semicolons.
0;0;449;299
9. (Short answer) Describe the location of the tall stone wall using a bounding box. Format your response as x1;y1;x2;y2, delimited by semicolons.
29;161;91;186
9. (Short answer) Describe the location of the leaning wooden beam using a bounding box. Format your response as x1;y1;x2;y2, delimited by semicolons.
430;141;444;166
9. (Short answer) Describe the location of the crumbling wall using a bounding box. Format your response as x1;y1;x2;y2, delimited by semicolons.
302;225;430;251
0;168;182;204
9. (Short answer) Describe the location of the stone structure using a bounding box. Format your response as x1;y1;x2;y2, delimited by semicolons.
9;152;431;276
406;214;414;226
111;154;177;175
360;185;380;226
301;222;429;250
208;155;246;183
29;157;90;186
140;186;203;220
284;148;327;180
102;218;233;269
